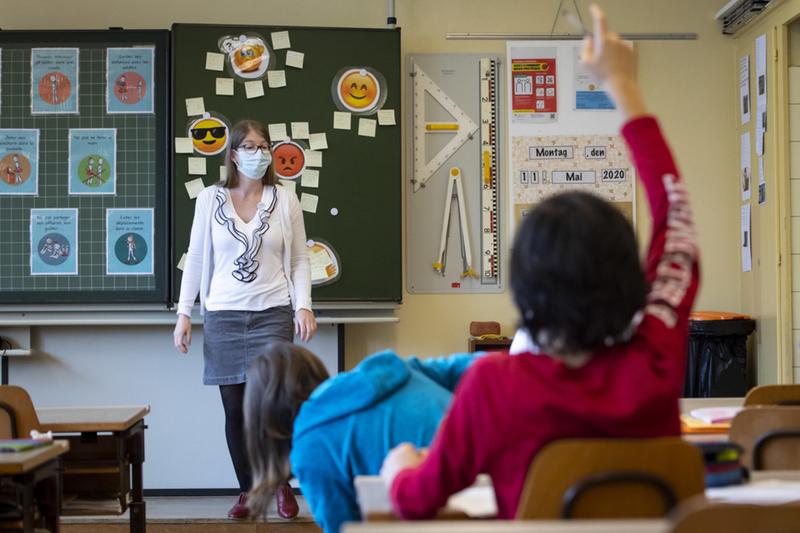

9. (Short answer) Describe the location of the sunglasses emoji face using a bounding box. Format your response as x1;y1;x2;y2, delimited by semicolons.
272;141;306;180
189;116;229;156
337;68;381;113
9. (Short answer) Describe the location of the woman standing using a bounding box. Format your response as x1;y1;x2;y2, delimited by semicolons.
173;119;316;520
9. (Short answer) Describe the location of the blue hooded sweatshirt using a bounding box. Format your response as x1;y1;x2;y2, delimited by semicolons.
290;350;478;533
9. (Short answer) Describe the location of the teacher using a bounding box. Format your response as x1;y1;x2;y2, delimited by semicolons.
173;119;316;520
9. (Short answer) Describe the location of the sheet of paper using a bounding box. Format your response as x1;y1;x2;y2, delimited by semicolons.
185;177;205;199
305;150;323;168
272;31;291;50
309;133;328;150
739;55;751;125
301;169;319;188
185;97;205;116
220;165;227;181
177;253;187;271
268;123;288;141
707;479;800;505
378;109;396;126
742;203;751;273
216;78;234;96
279;179;296;194
300;192;319;213
267;70;287;88
756;34;767;155
758;156;766;205
285;50;304;69
188;157;207;175
245;80;265;99
291;122;310;139
205;52;225;71
741;132;751;202
174;137;193;154
333;111;351;130
358;118;377;137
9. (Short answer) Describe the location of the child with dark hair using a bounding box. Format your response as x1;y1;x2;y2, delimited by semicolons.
243;342;478;533
381;3;699;520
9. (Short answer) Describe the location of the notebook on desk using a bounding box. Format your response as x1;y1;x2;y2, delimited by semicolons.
0;439;52;453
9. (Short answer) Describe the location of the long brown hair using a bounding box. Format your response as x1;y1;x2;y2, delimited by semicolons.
221;119;277;188
244;342;330;517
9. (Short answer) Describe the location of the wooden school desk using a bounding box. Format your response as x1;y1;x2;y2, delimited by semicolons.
344;521;670;532
0;439;69;533
36;406;149;533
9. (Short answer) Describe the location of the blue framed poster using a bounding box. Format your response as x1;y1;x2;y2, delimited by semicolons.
107;47;154;114
106;208;154;275
30;208;78;275
68;128;117;195
0;129;39;196
31;48;79;114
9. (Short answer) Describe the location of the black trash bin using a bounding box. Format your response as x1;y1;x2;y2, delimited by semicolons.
684;311;756;398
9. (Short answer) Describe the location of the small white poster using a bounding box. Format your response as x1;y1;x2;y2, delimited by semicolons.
755;34;767;156
741;204;751;273
739;55;750;125
740;132;751;201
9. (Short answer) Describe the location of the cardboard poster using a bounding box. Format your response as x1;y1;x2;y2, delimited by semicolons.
0;129;39;196
106;47;155;114
30;208;78;275
68;129;117;195
511;56;557;123
106;208;154;275
30;48;79;114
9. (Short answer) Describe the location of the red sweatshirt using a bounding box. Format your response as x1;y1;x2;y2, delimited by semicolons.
390;116;700;519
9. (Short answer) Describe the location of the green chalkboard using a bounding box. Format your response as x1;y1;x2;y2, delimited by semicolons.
0;30;170;304
171;24;401;303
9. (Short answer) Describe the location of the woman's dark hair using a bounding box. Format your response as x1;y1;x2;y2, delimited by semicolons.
222;119;277;188
510;191;647;355
244;342;329;517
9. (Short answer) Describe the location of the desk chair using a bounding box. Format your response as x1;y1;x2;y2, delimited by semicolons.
744;384;800;406
0;386;42;439
516;438;705;519
672;496;800;533
729;406;800;470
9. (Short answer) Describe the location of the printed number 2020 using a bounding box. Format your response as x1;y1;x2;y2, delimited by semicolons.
601;169;626;181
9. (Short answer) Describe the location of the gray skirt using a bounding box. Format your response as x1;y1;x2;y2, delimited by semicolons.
202;305;294;385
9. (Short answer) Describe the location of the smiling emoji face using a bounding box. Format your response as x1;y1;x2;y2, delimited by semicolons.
337;68;381;112
189;115;229;156
272;141;306;179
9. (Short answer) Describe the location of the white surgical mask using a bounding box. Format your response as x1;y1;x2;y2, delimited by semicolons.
235;150;272;180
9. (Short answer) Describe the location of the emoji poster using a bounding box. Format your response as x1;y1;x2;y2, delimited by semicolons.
30;208;78;275
31;48;79;114
332;67;387;115
0;129;39;196
106;47;155;114
219;34;272;80
106;208;154;275
272;140;306;179
188;112;229;156
68;129;117;195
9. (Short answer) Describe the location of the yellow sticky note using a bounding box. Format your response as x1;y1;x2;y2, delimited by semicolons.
272;31;291;50
245;80;265;99
268;123;288;141
279;179;297;194
185;97;205;116
188;157;207;175
305;150;323;168
216;78;234;96
175;137;193;154
309;133;328;150
378;109;396;126
286;50;304;69
185;178;205;199
220;165;228;181
177;253;187;271
205;52;225;71
358;118;377;138
301;192;319;213
267;70;287;88
301;169;320;188
333;111;352;130
291;122;310;139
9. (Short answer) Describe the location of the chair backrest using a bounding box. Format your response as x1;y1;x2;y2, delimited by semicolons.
729;406;800;470
744;384;800;407
0;386;41;439
672;496;800;533
515;438;705;520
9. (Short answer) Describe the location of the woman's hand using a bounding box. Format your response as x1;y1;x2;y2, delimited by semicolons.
173;314;192;353
381;443;425;487
295;308;317;342
581;4;646;119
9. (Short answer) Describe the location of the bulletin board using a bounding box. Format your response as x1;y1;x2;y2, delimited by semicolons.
0;30;170;304
171;24;402;303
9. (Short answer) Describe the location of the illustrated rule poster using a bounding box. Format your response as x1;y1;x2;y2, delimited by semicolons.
107;47;155;114
106;208;154;275
511;54;557;123
30;48;79;114
30;208;78;275
68;129;117;195
0;129;39;196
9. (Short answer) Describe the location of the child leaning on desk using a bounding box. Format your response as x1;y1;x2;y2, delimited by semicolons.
381;3;700;520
